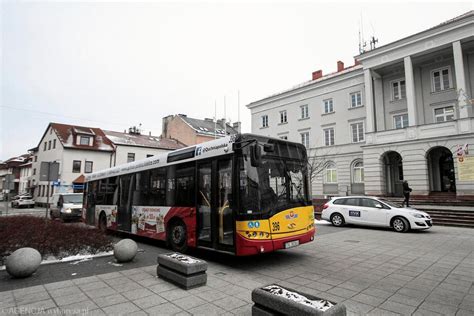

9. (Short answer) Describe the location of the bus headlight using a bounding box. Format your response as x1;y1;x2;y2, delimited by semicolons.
64;208;72;214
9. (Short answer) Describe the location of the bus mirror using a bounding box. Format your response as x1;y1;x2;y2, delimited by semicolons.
263;144;275;152
250;144;261;167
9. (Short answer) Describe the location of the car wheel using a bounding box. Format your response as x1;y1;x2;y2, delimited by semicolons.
392;217;409;233
330;213;345;227
168;219;188;253
99;213;107;232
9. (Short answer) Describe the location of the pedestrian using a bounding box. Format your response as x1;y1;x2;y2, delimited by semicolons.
402;180;412;207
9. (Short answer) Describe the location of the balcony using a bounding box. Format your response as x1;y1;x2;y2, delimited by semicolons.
364;117;474;146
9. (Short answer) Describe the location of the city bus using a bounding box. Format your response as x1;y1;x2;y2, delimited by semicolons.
83;134;315;256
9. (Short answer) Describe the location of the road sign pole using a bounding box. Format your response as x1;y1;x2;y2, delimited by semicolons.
45;162;50;220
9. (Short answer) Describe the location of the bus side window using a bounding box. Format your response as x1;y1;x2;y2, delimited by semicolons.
176;163;195;206
150;168;166;206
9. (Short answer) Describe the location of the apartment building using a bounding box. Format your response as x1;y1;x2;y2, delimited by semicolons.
31;123;183;205
247;11;474;198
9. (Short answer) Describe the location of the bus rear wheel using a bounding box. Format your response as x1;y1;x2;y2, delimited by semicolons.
168;220;188;253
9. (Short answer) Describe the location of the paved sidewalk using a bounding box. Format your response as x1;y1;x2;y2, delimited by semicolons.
1;225;474;315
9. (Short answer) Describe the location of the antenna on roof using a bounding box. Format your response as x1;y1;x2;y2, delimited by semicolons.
224;96;227;134
214;100;217;139
358;12;367;54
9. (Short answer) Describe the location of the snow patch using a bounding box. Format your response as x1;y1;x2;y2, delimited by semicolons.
315;219;330;225
108;261;123;267
167;253;200;264
262;285;334;311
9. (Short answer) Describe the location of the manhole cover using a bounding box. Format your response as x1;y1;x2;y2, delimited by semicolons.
344;240;360;243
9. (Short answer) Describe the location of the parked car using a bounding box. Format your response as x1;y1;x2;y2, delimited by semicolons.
11;195;35;208
50;193;83;221
321;196;432;232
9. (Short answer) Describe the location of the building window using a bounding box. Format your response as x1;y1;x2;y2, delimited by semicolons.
300;132;309;148
350;91;362;108
261;115;269;128
280;136;288;140
351;122;364;143
34;156;37;162
127;153;135;163
323;128;335;146
352;161;364;183
280;110;287;124
72;160;81;173
85;161;93;173
391;79;406;101
394;113;409;129
434;106;455;123
48;141;51;150
80;136;91;146
53;139;56;149
33;168;36;175
44;142;47;151
323;99;334;114
431;67;452;92
300;105;309;119
325;162;337;183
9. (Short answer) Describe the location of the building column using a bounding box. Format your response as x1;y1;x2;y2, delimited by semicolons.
364;69;375;133
453;41;469;118
404;56;417;126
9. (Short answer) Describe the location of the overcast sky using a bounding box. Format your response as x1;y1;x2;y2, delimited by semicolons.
1;0;472;160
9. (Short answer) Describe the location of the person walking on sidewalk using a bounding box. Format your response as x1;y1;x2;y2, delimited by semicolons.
402;180;412;207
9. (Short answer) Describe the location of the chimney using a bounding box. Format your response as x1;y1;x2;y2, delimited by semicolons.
354;58;361;66
312;70;322;80
233;122;241;133
162;115;174;138
337;61;344;72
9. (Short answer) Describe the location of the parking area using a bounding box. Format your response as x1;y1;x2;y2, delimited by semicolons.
1;223;473;315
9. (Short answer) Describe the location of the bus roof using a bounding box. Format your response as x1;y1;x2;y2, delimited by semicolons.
85;133;305;182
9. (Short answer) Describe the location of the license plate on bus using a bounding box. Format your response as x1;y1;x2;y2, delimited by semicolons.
285;240;299;249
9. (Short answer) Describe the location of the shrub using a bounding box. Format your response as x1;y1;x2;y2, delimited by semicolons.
0;216;112;265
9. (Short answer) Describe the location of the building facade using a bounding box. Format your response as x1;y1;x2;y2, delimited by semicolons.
247;11;474;199
161;114;241;146
31;123;183;205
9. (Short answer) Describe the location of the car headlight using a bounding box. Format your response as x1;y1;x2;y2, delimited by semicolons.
410;212;424;218
64;208;72;214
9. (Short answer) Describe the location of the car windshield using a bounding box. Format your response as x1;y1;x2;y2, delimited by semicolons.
378;198;401;208
63;194;83;204
239;156;309;215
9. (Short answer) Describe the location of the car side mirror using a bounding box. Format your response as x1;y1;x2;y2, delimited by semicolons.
375;204;383;209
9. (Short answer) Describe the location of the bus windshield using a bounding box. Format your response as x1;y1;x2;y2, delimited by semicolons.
239;154;309;216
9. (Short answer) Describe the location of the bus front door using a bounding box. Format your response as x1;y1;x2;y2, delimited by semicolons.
197;159;234;251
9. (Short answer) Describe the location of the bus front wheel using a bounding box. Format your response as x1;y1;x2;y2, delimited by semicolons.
168;220;188;253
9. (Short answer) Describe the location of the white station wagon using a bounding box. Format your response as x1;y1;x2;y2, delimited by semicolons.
321;196;432;232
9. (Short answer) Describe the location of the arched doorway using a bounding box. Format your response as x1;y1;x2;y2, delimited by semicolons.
382;151;403;197
427;147;456;193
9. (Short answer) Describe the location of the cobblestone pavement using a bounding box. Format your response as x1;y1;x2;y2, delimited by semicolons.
1;224;473;315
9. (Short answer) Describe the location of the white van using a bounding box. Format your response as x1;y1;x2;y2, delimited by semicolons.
50;193;84;221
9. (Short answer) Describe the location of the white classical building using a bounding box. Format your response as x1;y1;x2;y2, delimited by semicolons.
247;11;474;199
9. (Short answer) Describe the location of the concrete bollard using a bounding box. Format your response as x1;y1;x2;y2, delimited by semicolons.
251;284;346;316
6;248;42;278
113;239;138;263
157;253;207;289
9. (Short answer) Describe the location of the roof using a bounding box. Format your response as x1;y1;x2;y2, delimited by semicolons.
247;64;363;108
356;10;474;60
177;115;239;137
0;154;32;169
40;122;115;152
72;174;86;184
103;130;186;150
